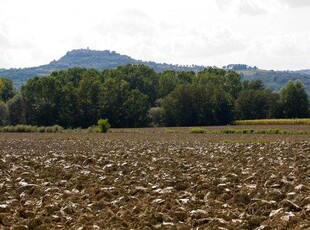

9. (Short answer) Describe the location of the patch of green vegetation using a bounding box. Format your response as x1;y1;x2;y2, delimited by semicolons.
190;127;206;134
0;125;64;133
165;129;183;134
97;118;111;133
238;68;310;95
190;128;310;135
235;118;310;125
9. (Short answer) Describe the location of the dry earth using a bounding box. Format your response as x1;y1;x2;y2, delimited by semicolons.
0;130;309;229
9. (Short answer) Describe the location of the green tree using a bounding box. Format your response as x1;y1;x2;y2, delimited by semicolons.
235;89;280;120
280;81;309;118
77;75;101;128
222;71;242;99
242;79;265;91
158;71;180;98
0;77;15;102
123;89;149;127
148;107;165;127
100;77;130;127
211;87;234;125
22;76;62;126
0;101;9;126
7;93;26;125
176;71;194;84
51;67;87;87
100;77;149;127
193;67;241;99
110;65;159;105
59;82;79;128
162;84;213;126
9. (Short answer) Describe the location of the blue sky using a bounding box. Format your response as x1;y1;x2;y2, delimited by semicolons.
1;0;310;70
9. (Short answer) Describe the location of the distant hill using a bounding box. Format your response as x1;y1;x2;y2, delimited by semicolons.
0;50;310;94
223;64;310;95
0;49;205;89
294;69;310;76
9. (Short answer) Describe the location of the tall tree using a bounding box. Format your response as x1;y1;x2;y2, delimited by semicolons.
242;79;265;91
0;77;15;102
7;93;26;125
111;65;159;105
59;82;79;128
193;67;241;99
235;79;281;120
158;71;180;98
162;84;213;126
211;87;234;125
100;77;149;127
0;101;9;126
76;75;101;128
235;90;271;120
22;76;62;126
176;71;194;84
123;89;149;127
100;77;130;127
280;81;309;118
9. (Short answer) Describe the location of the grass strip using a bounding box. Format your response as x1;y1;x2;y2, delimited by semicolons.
190;128;310;135
235;118;310;125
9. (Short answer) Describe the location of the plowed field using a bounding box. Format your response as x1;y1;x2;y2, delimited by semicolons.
0;129;309;229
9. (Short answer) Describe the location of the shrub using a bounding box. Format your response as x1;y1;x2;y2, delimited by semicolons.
97;119;111;133
221;129;236;134
242;129;254;134
14;125;37;132
45;125;64;133
0;124;64;133
38;126;46;133
190;128;206;134
87;125;98;133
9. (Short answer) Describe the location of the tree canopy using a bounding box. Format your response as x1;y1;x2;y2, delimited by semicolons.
0;65;309;128
0;77;15;102
280;81;309;118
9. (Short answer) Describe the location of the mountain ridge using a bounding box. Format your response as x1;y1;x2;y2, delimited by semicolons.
0;49;310;93
0;49;205;89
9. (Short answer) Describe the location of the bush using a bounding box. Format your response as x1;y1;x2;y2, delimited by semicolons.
14;125;37;132
221;129;236;134
45;125;64;133
148;107;165;127
0;124;64;133
190;128;206;134
97;119;111;133
87;125;98;133
38;126;46;133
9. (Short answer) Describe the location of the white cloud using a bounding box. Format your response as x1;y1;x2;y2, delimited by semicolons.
0;0;309;70
237;1;267;15
0;25;13;49
179;29;246;58
96;10;156;37
215;0;270;15
280;0;310;8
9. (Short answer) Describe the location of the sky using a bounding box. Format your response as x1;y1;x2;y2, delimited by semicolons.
1;0;310;70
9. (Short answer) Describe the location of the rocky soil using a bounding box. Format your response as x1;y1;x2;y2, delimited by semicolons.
0;132;309;229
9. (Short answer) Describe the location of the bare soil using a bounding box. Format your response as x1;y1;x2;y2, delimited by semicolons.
0;129;309;229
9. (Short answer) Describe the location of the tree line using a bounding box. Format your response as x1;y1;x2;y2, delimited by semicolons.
0;65;309;128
